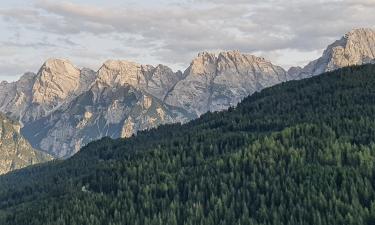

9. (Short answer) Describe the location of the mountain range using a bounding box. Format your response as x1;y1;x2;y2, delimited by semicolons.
1;63;375;224
1;28;375;160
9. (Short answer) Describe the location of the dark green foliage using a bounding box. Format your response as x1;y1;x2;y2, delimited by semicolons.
1;65;375;224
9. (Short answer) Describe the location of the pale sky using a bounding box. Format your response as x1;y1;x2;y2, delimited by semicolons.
0;0;375;81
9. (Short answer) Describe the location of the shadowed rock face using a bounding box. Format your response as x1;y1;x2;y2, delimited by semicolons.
0;72;37;124
0;113;52;174
290;28;375;79
22;83;193;158
2;28;375;159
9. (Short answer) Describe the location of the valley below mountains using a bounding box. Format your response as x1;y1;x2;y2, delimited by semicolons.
1;28;375;161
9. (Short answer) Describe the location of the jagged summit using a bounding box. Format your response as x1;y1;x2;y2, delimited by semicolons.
96;59;184;100
290;27;375;79
193;50;268;63
218;50;268;62
32;58;95;111
189;50;274;76
165;50;287;116
189;52;217;75
101;59;141;69
97;59;152;88
42;58;76;69
2;28;375;160
0;58;97;124
344;27;375;39
38;58;81;82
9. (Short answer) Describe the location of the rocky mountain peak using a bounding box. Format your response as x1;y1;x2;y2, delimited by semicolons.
292;28;375;79
165;50;287;116
154;64;173;72
189;52;217;75
18;72;38;83
95;60;185;102
3;28;375;161
97;60;145;87
42;58;78;72
340;27;375;61
217;51;271;72
218;50;252;61
196;51;217;59
188;51;268;76
190;51;271;72
0;72;37;123
22;58;97;123
102;59;140;70
32;58;81;105
344;28;375;39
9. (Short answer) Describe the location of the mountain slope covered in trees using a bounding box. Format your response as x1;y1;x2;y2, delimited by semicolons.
1;65;375;224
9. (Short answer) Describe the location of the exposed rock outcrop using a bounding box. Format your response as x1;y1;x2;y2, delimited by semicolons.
165;51;288;116
0;59;96;123
0;113;52;174
17;52;288;157
22;82;193;157
2;28;375;159
96;60;184;101
290;28;375;79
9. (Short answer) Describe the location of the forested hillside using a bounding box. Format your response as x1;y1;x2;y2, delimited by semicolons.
1;65;375;225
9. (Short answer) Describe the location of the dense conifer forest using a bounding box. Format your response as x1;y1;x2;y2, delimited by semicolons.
1;65;375;224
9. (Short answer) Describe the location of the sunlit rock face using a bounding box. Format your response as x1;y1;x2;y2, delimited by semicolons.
0;59;96;124
32;59;82;108
290;28;375;79
165;51;288;116
2;28;375;158
96;60;184;101
16;53;286;157
0;113;52;174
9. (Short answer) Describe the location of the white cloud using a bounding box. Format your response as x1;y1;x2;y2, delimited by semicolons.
0;0;374;80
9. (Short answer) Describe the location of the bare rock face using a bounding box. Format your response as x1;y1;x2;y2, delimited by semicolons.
22;82;193;157
165;51;287;116
0;72;37;123
29;59;97;121
96;60;184;101
8;60;190;158
0;59;97;124
3;28;375;159
0;113;52;174
146;65;184;101
1;53;289;158
32;59;82;108
164;52;217;116
96;60;148;88
292;28;375;79
287;66;303;80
